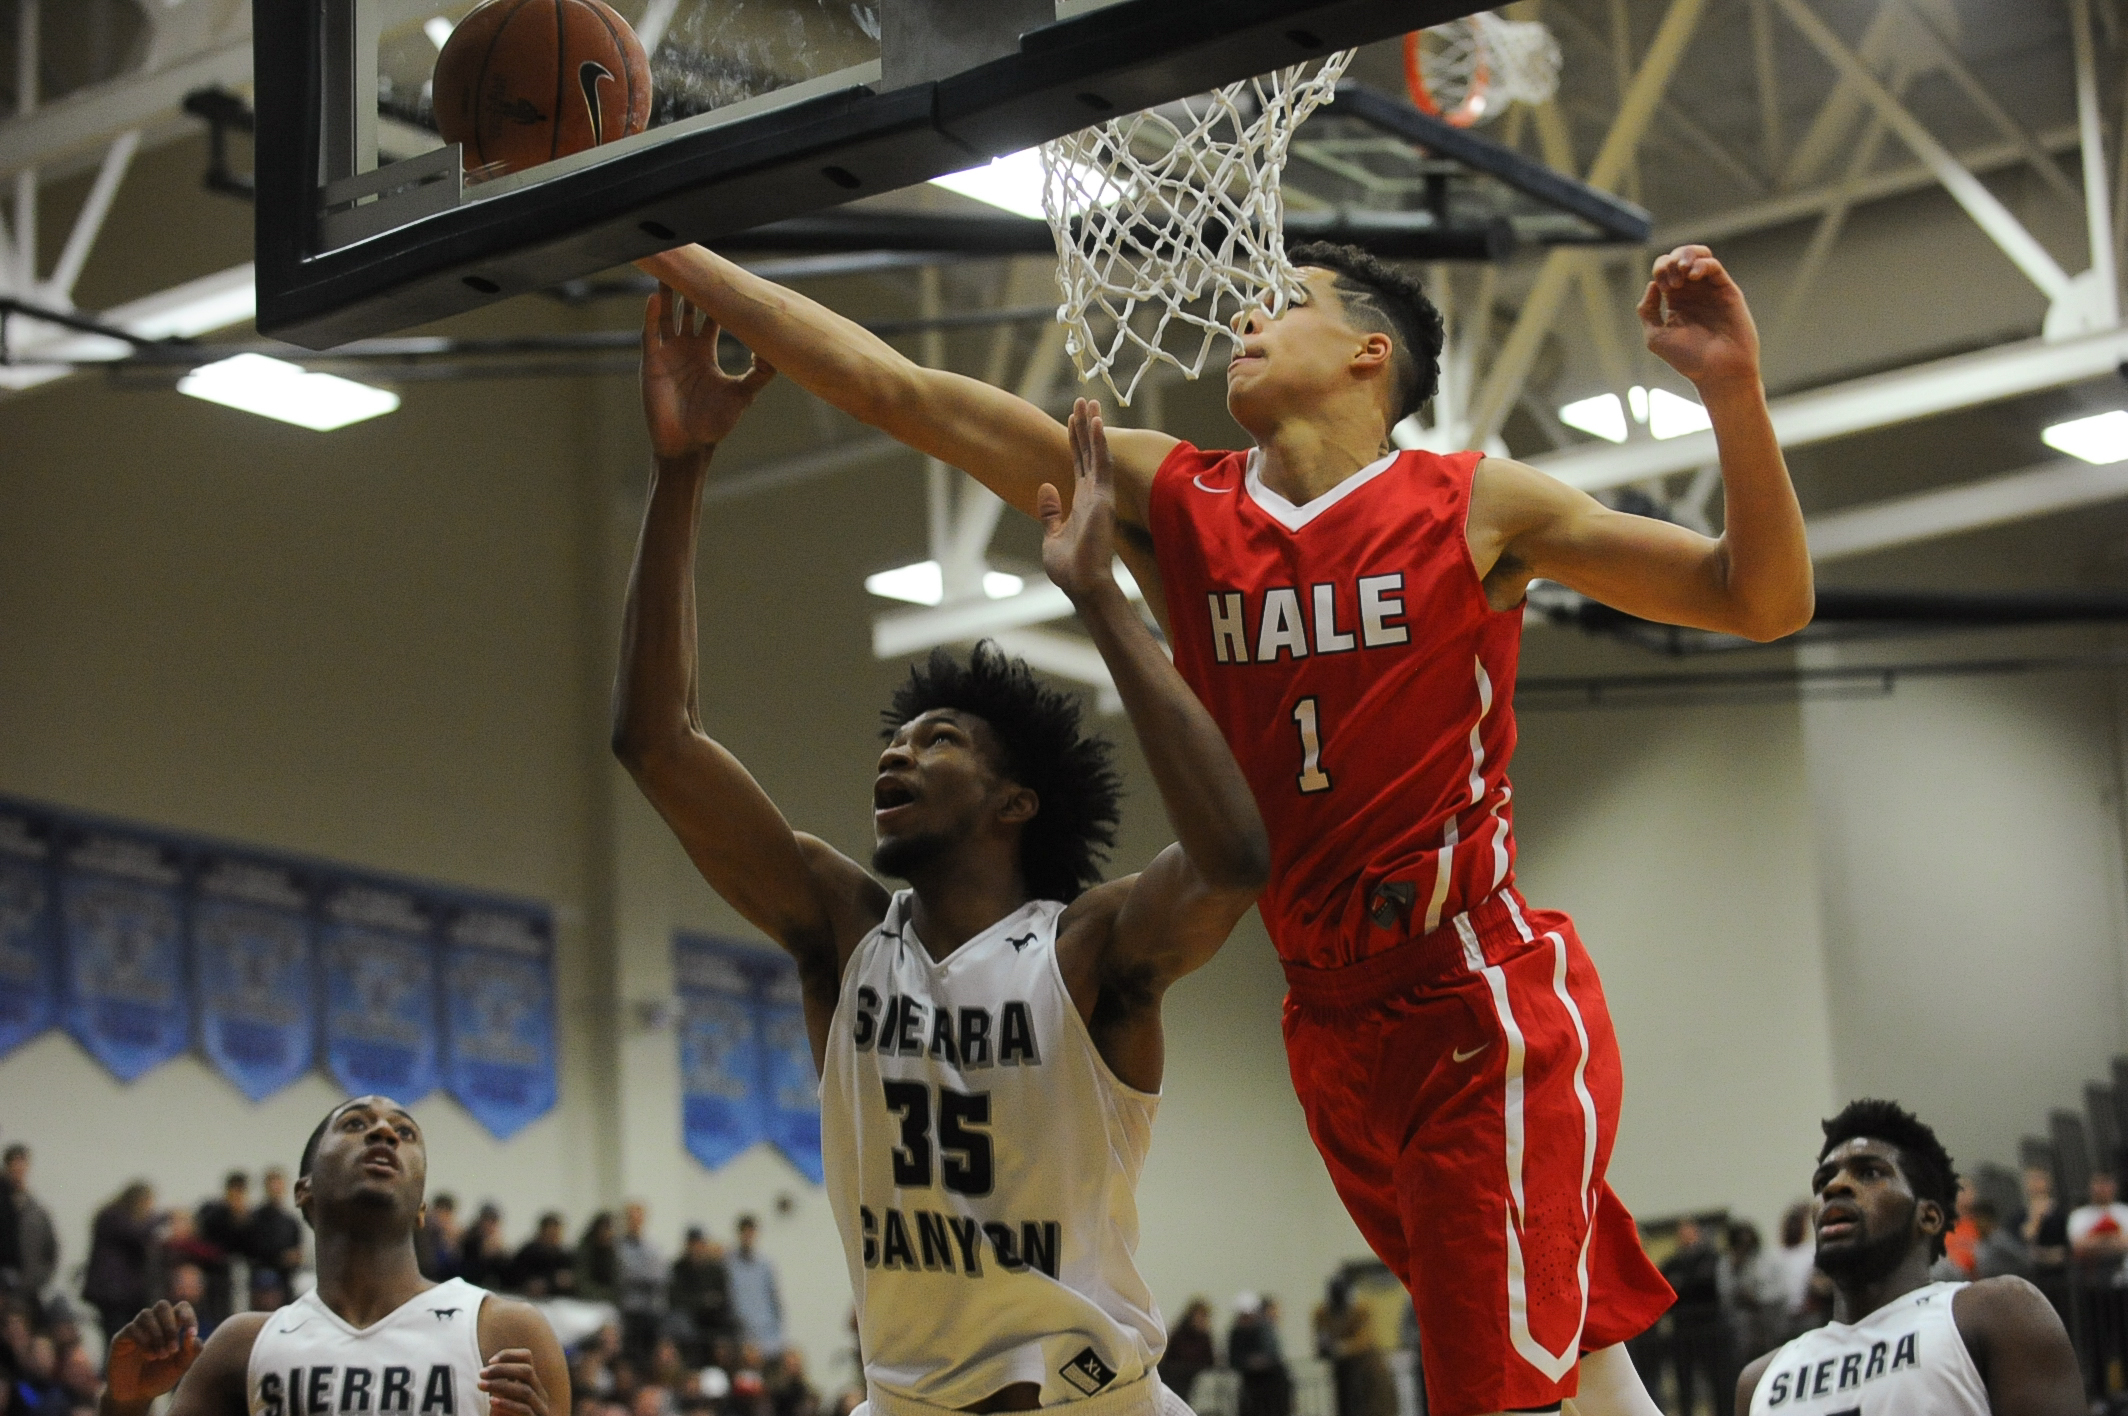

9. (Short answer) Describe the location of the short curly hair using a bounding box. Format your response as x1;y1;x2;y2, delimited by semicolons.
1287;241;1447;424
883;642;1120;903
1819;1098;1960;1259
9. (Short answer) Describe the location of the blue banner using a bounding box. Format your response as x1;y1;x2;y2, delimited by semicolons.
193;853;316;1102
0;806;60;1060
675;935;767;1171
321;883;440;1103
758;963;823;1183
441;903;557;1139
59;828;190;1082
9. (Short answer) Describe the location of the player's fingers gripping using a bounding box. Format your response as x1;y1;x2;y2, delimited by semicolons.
1036;482;1065;537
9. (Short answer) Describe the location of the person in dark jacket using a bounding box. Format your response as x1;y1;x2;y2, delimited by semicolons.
192;1173;249;1328
1158;1298;1216;1408
1659;1218;1723;1416
457;1204;511;1291
513;1212;576;1297
82;1184;158;1343
668;1228;735;1363
577;1214;620;1304
242;1167;304;1300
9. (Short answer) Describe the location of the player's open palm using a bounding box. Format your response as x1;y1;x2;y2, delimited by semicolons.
1040;399;1119;600
641;284;775;459
1637;244;1760;389
106;1300;203;1403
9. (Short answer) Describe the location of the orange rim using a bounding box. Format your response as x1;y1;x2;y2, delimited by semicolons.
1402;28;1492;128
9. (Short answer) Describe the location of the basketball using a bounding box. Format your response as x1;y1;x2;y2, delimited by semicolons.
432;0;652;179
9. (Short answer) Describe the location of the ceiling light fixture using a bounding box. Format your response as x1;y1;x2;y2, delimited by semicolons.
424;16;454;49
1558;392;1628;443
2042;410;2128;464
177;353;400;431
864;561;1028;606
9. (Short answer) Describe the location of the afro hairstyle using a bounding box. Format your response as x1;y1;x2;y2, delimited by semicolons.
1818;1097;1960;1259
1287;240;1447;425
882;641;1121;903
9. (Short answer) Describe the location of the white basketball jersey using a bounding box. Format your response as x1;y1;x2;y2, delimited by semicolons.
1750;1282;1987;1416
821;892;1164;1409
247;1279;490;1416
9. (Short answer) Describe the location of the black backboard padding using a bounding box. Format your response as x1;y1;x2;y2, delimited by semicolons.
256;0;1488;348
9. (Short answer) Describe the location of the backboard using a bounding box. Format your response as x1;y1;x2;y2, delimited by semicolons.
254;0;1491;349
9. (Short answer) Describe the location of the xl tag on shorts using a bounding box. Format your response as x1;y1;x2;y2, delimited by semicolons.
1060;1348;1117;1396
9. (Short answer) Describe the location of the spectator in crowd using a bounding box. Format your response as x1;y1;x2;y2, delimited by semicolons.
515;1212;578;1297
1238;1294;1292;1416
192;1171;249;1327
82;1183;157;1343
248;1268;288;1315
2;1151;54;1303
166;1264;211;1337
459;1204;511;1291
1158;1298;1214;1407
1312;1278;1392;1416
1657;1218;1723;1416
1716;1220;1784;1374
669;1228;734;1362
765;1349;818;1416
9;1334;63;1416
2022;1166;2069;1272
2068;1169;2128;1275
727;1218;783;1357
1967;1199;2032;1281
55;1342;96;1413
245;1166;305;1297
616;1203;665;1362
577;1213;620;1303
418;1193;462;1280
1939;1177;1981;1277
1767;1203;1816;1338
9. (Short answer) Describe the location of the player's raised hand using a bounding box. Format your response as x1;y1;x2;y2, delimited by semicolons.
641;284;776;460
1637;245;1762;392
478;1348;551;1416
104;1301;203;1403
1039;399;1120;601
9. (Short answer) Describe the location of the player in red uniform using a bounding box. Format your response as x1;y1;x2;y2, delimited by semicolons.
641;234;1810;1416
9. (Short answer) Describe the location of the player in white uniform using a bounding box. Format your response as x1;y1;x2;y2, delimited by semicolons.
94;1097;567;1416
614;293;1268;1416
1737;1099;2079;1416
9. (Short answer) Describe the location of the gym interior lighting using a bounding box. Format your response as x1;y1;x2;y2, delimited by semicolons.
2041;410;2128;464
177;353;401;431
1557;386;1712;444
864;561;1026;607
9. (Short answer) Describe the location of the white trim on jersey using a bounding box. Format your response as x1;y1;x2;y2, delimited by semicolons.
1241;447;1401;532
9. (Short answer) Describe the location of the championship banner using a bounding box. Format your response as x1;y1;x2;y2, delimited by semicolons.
321;882;440;1103
674;934;767;1172
0;805;60;1060
193;852;316;1102
59;827;190;1082
441;901;557;1139
756;960;824;1184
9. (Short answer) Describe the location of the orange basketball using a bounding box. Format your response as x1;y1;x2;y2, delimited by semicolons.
432;0;652;179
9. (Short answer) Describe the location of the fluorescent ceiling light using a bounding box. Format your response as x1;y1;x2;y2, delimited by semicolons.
424;16;454;48
864;561;1029;606
177;353;400;431
1559;392;1628;444
1646;387;1712;440
930;148;1122;221
2042;409;2128;464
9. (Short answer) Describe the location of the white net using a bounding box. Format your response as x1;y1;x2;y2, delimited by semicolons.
1407;12;1562;127
1038;51;1354;406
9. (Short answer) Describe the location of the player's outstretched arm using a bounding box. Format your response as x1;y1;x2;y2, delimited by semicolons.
100;1303;262;1416
1044;401;1268;1011
638;245;1177;525
612;288;886;980
1955;1276;2085;1416
1473;245;1812;643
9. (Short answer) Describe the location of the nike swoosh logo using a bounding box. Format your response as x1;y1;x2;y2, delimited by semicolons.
279;1321;309;1333
1192;474;1233;494
1451;1043;1489;1063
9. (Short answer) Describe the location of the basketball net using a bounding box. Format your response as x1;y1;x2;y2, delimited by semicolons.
1038;51;1354;406
1404;12;1562;128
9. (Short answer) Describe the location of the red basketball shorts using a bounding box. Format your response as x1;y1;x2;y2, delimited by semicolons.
1280;887;1673;1416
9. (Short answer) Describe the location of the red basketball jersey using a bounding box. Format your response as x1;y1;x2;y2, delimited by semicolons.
1147;442;1523;970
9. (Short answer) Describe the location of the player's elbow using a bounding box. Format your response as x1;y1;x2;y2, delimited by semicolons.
1201;832;1272;898
1733;584;1814;642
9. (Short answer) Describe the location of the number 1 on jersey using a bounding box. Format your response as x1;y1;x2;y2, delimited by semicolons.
1293;697;1332;794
